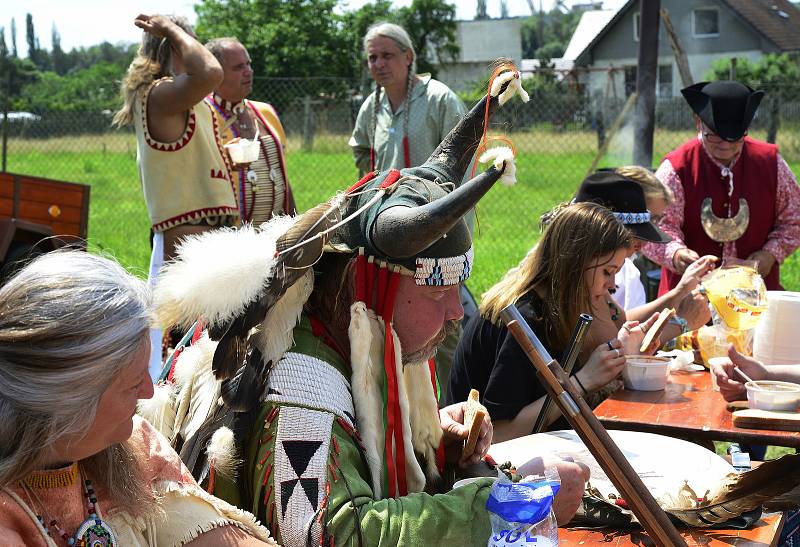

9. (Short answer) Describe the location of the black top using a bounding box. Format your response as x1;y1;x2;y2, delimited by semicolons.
446;293;563;422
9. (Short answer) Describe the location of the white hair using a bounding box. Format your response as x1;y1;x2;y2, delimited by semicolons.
0;250;156;515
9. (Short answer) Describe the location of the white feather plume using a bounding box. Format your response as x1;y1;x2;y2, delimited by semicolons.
404;359;444;486
137;382;177;439
490;70;530;105
207;426;239;479
154;216;297;331
479;147;517;186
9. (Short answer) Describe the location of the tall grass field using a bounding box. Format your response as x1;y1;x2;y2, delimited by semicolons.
7;127;800;298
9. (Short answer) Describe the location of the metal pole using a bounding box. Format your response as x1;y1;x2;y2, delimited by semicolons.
633;0;661;168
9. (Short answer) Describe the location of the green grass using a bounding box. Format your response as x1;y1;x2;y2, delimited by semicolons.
7;128;800;299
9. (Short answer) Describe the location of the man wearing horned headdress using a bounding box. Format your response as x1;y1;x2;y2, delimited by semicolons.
149;66;588;545
643;81;800;294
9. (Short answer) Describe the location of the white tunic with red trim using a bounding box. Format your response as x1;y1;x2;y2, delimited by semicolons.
134;79;239;232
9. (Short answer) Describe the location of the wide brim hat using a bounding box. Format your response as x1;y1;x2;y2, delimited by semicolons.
681;80;764;142
575;171;671;243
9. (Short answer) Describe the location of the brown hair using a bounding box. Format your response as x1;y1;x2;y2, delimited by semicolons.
112;15;194;127
481;202;631;347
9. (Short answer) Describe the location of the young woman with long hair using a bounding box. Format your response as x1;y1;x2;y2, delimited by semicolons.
447;202;660;442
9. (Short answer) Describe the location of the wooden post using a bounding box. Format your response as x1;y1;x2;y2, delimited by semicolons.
633;0;660;168
660;8;693;87
302;95;313;152
500;305;688;547
1;61;9;173
730;57;737;80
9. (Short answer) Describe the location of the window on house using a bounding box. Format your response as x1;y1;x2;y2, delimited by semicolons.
693;8;719;37
624;66;637;97
658;64;673;98
633;12;640;41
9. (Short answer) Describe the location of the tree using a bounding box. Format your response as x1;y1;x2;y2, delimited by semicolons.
520;6;581;59
10;18;17;58
476;0;488;20
397;0;459;75
706;54;800;143
51;24;68;76
194;0;459;99
25;14;35;61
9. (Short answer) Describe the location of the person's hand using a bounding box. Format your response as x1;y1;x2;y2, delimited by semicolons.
134;14;176;38
712;345;769;402
748;250;777;279
676;289;711;331
672;248;700;275
618;312;661;355
576;339;626;392
676;255;718;294
439;402;493;467
517;454;590;525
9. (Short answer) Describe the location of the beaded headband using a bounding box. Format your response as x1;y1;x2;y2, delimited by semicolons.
613;211;651;225
414;247;473;286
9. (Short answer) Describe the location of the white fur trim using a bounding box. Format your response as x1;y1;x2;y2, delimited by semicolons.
490;70;530;105
348;302;385;498
154;216;296;330
389;324;427;493
479;147;517;186
403;360;444;485
207;427;238;480
251;270;314;371
137;383;178;440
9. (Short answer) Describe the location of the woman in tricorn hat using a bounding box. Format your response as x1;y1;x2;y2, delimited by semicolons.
642;80;800;294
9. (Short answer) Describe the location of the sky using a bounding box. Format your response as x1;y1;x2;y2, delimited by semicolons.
4;0;628;54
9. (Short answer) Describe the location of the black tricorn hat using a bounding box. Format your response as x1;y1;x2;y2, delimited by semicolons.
574;171;671;244
681;80;765;142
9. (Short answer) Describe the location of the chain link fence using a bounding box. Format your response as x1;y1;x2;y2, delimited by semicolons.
4;76;800;295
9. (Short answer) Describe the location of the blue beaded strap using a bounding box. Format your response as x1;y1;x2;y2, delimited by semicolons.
613;211;651;224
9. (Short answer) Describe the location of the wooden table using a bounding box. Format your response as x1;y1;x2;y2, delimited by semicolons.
594;369;800;448
559;511;784;546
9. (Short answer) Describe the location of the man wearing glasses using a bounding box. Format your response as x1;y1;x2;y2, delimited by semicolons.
644;80;800;294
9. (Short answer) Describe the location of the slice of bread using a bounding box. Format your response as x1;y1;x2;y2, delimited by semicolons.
639;307;676;353
463;389;489;460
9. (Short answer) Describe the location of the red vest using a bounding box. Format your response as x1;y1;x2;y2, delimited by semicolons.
658;137;781;294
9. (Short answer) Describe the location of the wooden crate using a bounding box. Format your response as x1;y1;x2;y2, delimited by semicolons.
0;172;90;240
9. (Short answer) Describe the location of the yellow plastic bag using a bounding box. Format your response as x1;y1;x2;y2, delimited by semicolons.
671;261;767;365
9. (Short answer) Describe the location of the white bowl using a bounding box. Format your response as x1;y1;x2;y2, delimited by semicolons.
225;138;260;164
623;355;671;391
745;380;800;411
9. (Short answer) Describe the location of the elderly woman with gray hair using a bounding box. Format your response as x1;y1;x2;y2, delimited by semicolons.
0;251;276;546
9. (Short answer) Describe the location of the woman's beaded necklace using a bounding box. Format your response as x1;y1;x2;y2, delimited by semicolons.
19;464;117;546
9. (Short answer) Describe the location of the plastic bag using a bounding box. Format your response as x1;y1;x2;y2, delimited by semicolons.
670;259;766;364
486;467;560;547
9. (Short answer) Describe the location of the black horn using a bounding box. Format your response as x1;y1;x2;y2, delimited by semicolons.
371;165;505;259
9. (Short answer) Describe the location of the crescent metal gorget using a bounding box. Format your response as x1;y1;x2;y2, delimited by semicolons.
701;197;750;242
